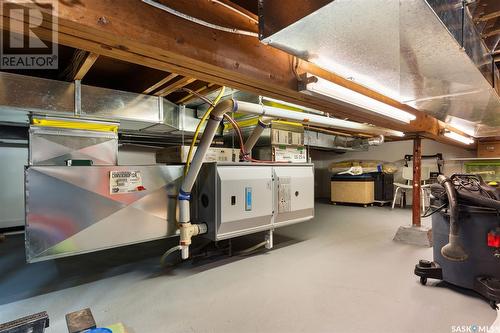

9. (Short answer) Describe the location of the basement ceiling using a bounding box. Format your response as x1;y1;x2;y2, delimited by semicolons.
259;0;500;137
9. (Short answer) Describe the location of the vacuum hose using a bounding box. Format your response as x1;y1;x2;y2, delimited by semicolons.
438;175;468;262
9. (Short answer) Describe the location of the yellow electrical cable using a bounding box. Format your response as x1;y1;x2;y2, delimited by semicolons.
184;86;226;176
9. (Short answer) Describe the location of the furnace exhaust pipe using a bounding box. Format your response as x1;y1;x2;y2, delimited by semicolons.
243;117;272;157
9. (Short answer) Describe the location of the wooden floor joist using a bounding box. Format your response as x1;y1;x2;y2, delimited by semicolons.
60;49;99;81
154;77;196;96
175;83;216;104
142;73;178;94
0;0;472;147
483;28;500;39
476;10;500;22
73;52;99;80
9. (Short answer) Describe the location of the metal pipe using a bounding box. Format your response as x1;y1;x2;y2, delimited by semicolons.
243;117;272;156
210;0;258;24
265;229;273;250
367;135;384;146
333;134;384;149
142;0;258;37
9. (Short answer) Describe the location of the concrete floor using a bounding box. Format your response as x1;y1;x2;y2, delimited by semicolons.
0;202;497;332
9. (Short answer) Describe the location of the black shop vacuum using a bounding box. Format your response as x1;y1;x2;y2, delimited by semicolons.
414;174;500;309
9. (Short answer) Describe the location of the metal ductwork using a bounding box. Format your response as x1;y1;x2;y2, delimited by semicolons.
0;71;205;136
259;0;500;137
304;131;384;151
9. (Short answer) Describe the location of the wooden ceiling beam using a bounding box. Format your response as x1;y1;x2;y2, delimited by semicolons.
142;73;178;94
0;0;461;143
154;76;196;96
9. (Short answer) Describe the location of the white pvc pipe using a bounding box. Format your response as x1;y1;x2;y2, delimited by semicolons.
235;100;405;137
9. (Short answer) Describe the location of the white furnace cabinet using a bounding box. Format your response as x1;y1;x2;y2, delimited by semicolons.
193;163;314;241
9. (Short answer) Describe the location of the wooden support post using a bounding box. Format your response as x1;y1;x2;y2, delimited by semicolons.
412;136;422;227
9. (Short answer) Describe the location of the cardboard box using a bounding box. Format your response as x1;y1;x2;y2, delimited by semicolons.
478;141;500;158
273;146;307;163
271;128;304;146
157;146;240;163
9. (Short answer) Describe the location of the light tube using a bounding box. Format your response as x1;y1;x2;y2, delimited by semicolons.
300;74;417;124
443;130;474;145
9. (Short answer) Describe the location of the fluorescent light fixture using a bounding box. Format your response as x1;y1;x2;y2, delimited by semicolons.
312;56;404;102
445;116;476;137
299;74;417;124
443;130;474;145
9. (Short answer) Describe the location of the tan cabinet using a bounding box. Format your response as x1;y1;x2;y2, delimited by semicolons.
331;180;374;205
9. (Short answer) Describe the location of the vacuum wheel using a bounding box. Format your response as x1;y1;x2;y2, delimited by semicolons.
420;277;427;285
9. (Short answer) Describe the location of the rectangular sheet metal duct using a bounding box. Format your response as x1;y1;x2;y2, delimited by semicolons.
0;72;189;134
25;165;184;262
259;0;500;137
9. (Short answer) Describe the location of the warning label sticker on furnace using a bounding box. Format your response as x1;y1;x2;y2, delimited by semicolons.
109;170;144;194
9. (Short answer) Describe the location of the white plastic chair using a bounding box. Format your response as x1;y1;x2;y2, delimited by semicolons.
392;166;431;213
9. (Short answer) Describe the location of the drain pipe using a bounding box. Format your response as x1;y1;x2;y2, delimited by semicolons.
438;175;468;262
242;117;272;157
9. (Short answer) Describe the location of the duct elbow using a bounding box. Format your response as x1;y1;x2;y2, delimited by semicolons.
367;135;384;146
210;98;237;118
